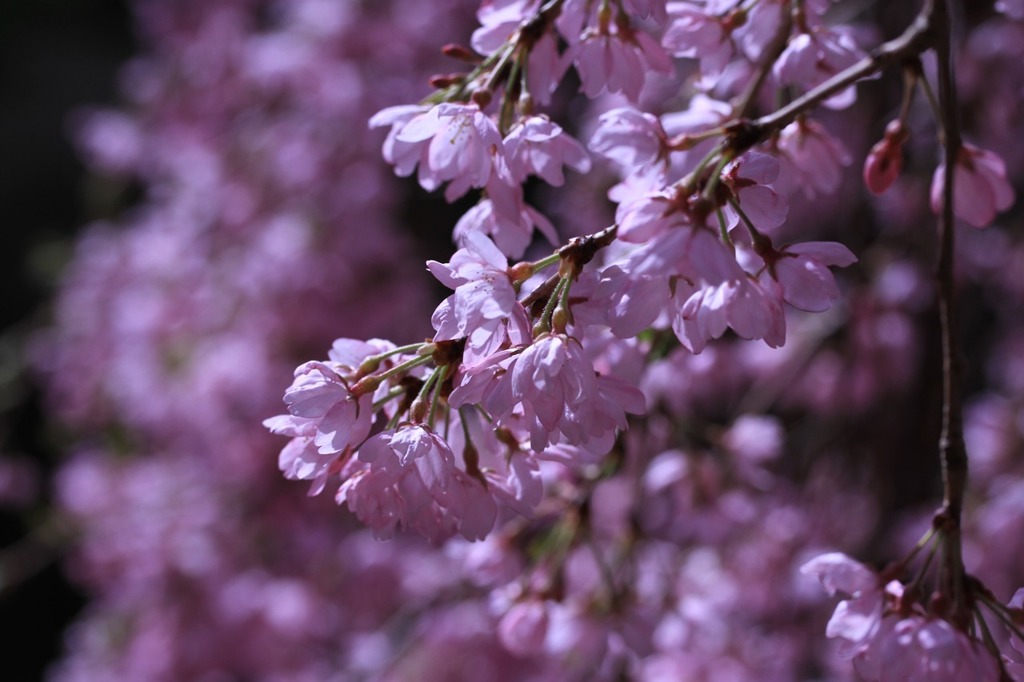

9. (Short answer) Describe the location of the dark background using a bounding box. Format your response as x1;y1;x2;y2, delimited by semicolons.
1;1;132;679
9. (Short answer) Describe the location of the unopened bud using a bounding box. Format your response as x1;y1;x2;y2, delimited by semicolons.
471;89;493;109
357;356;382;377
410;396;429;423
863;136;903;195
441;43;478;62
552;307;571;334
508;261;533;283
518;92;535;116
429;73;465;89
351;375;382;397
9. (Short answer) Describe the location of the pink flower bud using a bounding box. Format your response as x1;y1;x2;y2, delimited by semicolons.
863;121;907;195
863;139;902;195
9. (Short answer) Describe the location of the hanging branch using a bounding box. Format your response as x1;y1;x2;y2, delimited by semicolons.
930;0;972;628
932;0;966;526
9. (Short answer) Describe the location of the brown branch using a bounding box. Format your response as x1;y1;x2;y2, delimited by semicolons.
925;0;972;629
932;0;966;527
725;0;938;153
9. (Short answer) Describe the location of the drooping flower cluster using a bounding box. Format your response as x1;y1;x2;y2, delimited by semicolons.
801;551;1022;681
25;0;1024;681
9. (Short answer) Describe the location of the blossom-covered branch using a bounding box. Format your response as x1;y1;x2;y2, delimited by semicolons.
28;0;1024;679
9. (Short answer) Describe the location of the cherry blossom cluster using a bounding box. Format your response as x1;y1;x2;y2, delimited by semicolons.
803;547;1024;680
26;0;1024;680
273;0;1017;536
269;0;894;538
261;0;1024;677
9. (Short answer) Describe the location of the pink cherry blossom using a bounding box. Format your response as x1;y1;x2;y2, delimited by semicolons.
554;0;596;46
279;360;375;454
448;407;543;514
930;143;1015;228
771;241;857;313
734;1;785;61
660;93;733;140
342;425;498;542
624;223;738;282
723;152;789;233
774;27;865;109
852;616;1000;682
776;118;852;198
573;25;673;102
370;102;503;200
505;333;644;453
588;107;667;172
264;339;406;494
670;273;786;352
1007;589;1024;666
615;190;689;242
503;115;591;186
801;552;885;658
265;417;337;495
471;0;542;55
616;216;789;352
428;231;529;361
525;32;569;106
448;347;517;411
509;333;600;450
729;274;787;348
45;1;1024;679
453;192;558;259
574;264;670;337
367;103;432;178
662;4;734;76
722;414;784;464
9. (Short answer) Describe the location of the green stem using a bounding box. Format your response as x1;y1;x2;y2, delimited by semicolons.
701;154;733;202
531;251;562;273
427;364;452;427
727;195;772;256
680;141;726;194
978;594;1024;645
917;71;945;143
410;366;443;423
716;208;734;250
353;353;434;396
372;385;407;411
358;342;428;376
534;276;569;336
